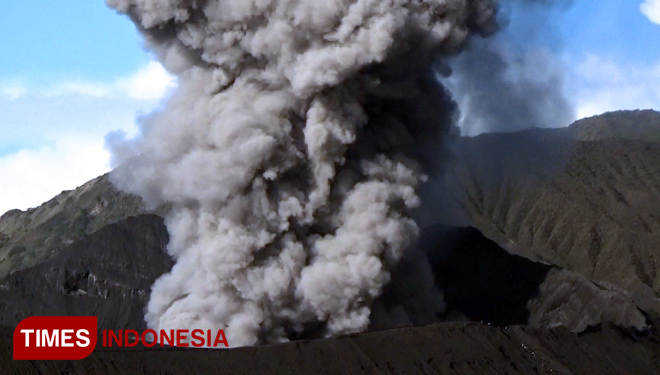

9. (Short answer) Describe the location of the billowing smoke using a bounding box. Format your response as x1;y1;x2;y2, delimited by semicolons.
106;0;497;347
447;0;575;135
413;0;576;228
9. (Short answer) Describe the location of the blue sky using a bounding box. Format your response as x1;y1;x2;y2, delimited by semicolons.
0;0;659;214
0;1;147;87
0;1;176;213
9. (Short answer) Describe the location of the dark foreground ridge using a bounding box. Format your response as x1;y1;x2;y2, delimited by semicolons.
2;321;660;375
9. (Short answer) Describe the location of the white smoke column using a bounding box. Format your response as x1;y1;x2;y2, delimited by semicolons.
106;0;497;347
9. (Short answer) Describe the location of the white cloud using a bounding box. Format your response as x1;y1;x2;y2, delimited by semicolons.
0;135;111;214
117;61;177;100
571;53;660;119
0;90;149;148
43;61;177;100
0;81;27;100
0;60;176;215
641;0;660;25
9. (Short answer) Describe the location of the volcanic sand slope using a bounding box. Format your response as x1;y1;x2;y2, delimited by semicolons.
0;215;171;331
417;225;647;333
0;175;146;277
563;109;660;142
2;322;660;375
441;110;660;314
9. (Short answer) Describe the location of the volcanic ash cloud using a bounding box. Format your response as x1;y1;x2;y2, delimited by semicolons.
106;0;497;347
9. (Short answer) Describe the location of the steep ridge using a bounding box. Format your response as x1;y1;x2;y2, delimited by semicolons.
437;110;660;314
0;215;171;331
564;109;660;142
0;110;658;358
417;225;647;332
0;175;146;277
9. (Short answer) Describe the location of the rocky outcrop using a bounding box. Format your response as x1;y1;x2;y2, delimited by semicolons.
0;214;171;331
0;174;147;277
417;225;648;332
428;111;660;315
563;109;660;142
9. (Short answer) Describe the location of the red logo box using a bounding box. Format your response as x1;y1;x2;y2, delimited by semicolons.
13;316;98;360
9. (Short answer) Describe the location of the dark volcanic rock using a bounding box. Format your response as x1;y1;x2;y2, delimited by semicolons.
0;215;172;331
421;225;552;325
417;225;647;332
430;111;660;315
2;322;660;374
0;174;148;277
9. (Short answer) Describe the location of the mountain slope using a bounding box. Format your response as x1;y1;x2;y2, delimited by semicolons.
564;109;660;142
0;175;147;277
0;215;171;331
418;225;647;332
437;110;660;314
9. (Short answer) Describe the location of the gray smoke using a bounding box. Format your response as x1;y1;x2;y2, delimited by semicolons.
105;0;497;347
447;0;575;135
411;0;576;228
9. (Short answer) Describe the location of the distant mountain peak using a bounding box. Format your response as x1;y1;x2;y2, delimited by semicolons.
567;109;660;142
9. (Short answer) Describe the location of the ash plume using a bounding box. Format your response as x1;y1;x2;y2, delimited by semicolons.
412;0;577;228
447;0;575;135
106;0;497;347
